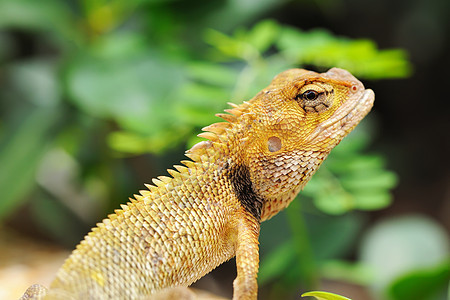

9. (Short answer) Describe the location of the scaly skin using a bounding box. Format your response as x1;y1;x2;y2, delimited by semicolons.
20;68;374;300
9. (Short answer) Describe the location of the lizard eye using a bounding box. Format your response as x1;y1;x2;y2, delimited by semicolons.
295;83;333;113
301;90;319;101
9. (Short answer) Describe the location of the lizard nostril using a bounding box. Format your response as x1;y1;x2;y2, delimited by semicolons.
268;136;282;152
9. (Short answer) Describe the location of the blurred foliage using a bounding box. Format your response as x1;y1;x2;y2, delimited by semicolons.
303;124;398;215
1;1;445;300
359;215;450;300
387;260;449;300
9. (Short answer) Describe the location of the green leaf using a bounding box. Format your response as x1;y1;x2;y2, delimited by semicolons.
0;0;79;41
387;260;450;300
340;170;398;192
89;33;149;59
320;260;373;285
326;155;385;174
66;48;191;154
245;19;280;53
302;291;352;300
277;27;412;79
314;190;353;215
175;83;229;126
107;125;191;155
107;131;151;154
353;191;392;210
205;20;280;62
306;141;397;214
204;29;249;60
0;108;59;220
67;52;184;123
187;62;238;87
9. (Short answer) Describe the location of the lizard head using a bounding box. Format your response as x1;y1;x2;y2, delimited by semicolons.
248;67;374;154
243;67;375;219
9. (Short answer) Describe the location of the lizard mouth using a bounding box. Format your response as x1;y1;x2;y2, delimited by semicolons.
339;88;375;130
308;88;375;141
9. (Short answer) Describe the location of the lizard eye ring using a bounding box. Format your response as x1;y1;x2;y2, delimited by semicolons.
295;82;333;113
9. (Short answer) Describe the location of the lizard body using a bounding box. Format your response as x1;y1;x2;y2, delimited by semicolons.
20;68;374;300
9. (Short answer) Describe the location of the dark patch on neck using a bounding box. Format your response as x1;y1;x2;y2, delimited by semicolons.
226;164;264;222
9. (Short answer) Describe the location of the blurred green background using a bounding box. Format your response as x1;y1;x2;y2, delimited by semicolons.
0;0;448;299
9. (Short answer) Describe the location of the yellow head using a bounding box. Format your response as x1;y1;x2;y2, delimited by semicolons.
247;68;374;154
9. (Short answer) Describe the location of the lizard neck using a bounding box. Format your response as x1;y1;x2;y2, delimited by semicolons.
252;149;329;221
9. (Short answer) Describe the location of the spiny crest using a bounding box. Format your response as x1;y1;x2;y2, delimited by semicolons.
187;101;250;154
166;169;179;178
107;204;127;221
157;176;172;184
139;190;151;197
173;164;189;174
202;122;231;135
151;178;165;187
145;183;158;193
132;194;142;201
197;132;218;142
187;141;213;154
131;101;251;204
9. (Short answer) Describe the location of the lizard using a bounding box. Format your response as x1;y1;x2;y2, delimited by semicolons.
20;67;374;300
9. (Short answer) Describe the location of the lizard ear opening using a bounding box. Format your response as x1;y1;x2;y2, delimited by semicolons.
268;136;282;152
